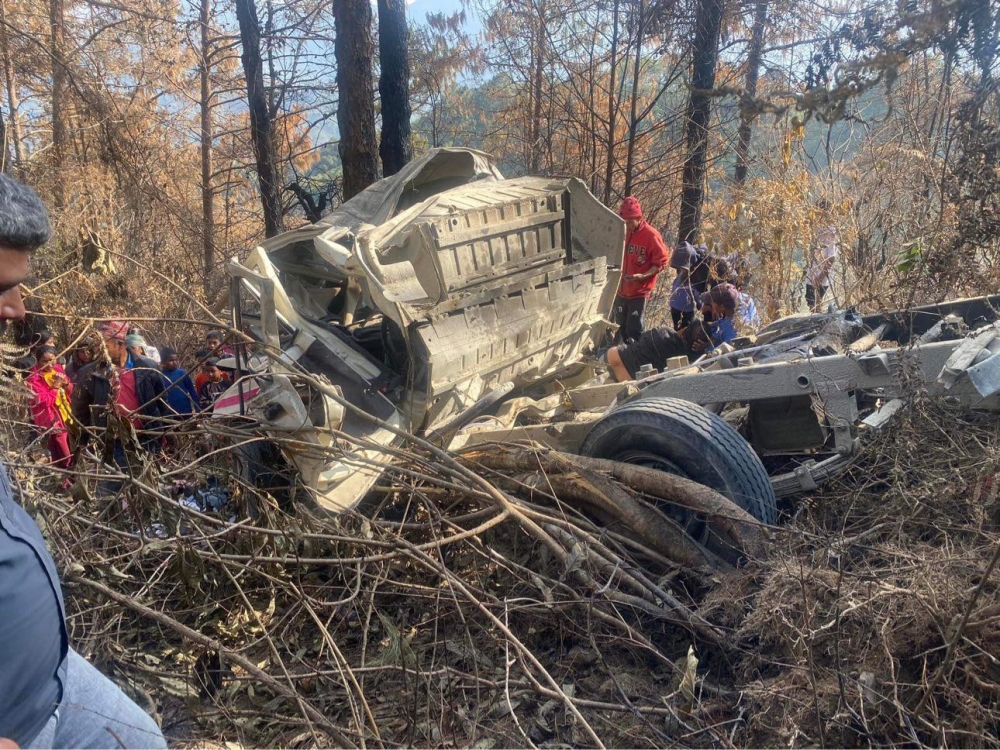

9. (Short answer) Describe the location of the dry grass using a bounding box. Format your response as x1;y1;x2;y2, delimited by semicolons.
706;401;1000;748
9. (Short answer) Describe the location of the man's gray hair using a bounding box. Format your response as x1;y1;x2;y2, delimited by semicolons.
0;174;51;251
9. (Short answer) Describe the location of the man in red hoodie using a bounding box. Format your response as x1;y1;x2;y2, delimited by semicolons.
613;196;670;343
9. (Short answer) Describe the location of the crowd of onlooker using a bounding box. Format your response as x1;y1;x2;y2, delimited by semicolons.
1;172;167;748
16;324;237;482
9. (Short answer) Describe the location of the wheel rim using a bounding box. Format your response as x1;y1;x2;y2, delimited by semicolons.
614;449;710;545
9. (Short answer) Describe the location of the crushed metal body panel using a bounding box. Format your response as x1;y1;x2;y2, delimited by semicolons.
216;147;1000;511
218;148;623;511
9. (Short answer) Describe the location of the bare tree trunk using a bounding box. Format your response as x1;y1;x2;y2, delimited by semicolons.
0;0;21;174
377;0;412;177
677;0;725;245
287;182;331;222
0;102;6;173
431;98;439;148
970;0;997;87
49;0;66;206
200;0;215;293
623;0;645;197
603;0;621;204
236;0;284;237
529;0;546;173
587;30;599;194
335;0;379;201
733;0;768;187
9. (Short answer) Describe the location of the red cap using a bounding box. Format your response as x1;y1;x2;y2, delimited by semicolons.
619;196;642;220
700;283;739;310
97;320;129;342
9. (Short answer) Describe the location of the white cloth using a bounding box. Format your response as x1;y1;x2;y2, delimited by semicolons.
806;225;838;287
738;292;761;328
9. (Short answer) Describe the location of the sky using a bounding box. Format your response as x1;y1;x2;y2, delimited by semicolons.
406;0;483;34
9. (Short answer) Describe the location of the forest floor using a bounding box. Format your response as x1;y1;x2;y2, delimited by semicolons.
6;393;1000;748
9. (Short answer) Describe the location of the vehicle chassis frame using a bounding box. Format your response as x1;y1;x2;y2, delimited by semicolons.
458;308;1000;498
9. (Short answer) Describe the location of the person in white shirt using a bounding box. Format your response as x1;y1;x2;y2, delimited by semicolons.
805;200;838;312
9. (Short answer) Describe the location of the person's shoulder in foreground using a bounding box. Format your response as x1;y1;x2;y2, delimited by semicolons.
0;173;166;749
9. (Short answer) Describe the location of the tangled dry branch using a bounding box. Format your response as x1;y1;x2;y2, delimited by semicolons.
5;327;1000;747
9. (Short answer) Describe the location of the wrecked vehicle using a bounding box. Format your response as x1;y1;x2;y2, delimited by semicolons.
216;147;1000;527
454;293;1000;526
217;148;622;510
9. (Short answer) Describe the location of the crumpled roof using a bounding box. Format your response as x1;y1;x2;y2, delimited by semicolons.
315;147;503;235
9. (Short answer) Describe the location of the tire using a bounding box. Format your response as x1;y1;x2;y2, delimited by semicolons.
581;396;777;525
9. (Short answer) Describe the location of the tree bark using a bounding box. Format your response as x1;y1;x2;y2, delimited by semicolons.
377;0;412;177
335;0;379;201
623;0;646;197
587;30;599;194
733;0;768;187
603;0;621;204
461;445;766;567
0;101;7;173
200;0;216;293
49;0;66;207
236;0;284;237
677;0;725;245
0;0;21;174
528;0;546;173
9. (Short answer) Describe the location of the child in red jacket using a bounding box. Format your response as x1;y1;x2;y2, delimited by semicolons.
26;345;74;469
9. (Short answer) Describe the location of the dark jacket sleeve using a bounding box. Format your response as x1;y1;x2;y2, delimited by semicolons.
136;358;168;419
71;365;94;429
197;380;210;410
152;368;167;418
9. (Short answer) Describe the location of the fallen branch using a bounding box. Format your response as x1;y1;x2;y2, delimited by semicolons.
71;574;357;747
460;444;764;564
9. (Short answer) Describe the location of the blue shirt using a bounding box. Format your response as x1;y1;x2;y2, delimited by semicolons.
162;368;200;416
708;317;737;349
0;462;67;744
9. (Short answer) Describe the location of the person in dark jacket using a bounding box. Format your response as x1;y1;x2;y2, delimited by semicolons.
606;283;741;381
0;174;165;748
205;329;234;358
198;357;229;410
63;341;93;385
72;319;168;453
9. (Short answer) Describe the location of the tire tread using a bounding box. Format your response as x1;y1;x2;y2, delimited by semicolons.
582;396;777;524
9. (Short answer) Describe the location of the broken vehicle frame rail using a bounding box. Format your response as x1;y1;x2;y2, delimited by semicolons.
454;298;1000;500
624;322;1000;497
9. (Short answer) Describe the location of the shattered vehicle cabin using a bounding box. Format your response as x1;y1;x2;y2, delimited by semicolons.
218;148;623;511
218;147;1000;527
